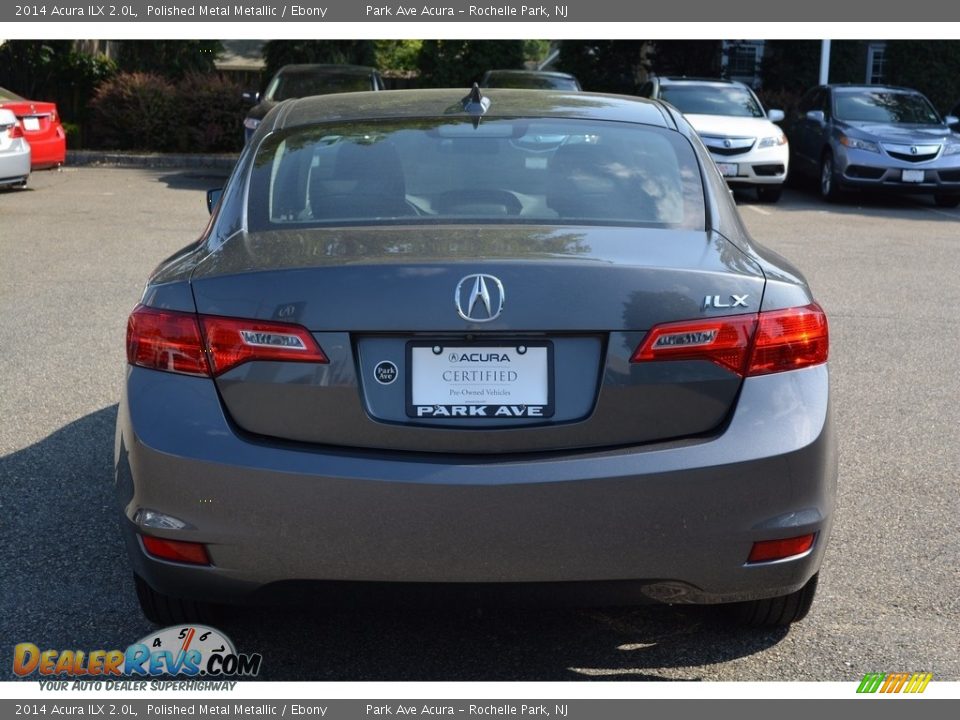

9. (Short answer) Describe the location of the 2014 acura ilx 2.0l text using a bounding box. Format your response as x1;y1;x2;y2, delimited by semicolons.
117;87;836;628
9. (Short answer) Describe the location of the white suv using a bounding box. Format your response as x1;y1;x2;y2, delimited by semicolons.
641;77;789;203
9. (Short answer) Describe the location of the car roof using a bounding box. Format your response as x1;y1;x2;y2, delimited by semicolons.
277;64;378;76
659;77;747;88
0;86;26;102
823;84;922;94
484;70;577;79
275;88;673;129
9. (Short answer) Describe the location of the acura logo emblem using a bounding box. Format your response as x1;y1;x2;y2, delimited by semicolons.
454;274;505;322
910;146;918;155
723;139;732;148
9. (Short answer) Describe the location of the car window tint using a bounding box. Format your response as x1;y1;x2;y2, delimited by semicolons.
658;85;764;118
248;118;706;231
833;91;941;124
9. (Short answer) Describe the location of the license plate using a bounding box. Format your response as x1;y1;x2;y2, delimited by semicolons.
902;169;924;183
408;343;553;419
716;162;739;177
22;117;40;131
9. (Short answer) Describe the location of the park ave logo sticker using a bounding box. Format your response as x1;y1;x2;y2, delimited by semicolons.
13;625;261;689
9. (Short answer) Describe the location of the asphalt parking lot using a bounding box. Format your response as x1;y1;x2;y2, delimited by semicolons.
1;167;958;681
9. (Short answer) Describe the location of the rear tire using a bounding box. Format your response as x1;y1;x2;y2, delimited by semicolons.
134;573;219;626
934;194;960;208
728;572;819;627
819;152;842;203
756;185;783;203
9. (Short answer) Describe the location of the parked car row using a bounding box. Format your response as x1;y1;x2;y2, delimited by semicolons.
242;65;581;143
639;77;960;208
0;86;67;189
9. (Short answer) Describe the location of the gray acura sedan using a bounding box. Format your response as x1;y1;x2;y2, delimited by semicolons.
117;87;835;628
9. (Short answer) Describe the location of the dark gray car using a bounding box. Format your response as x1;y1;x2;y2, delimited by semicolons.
480;70;581;91
118;88;835;629
785;84;960;206
242;64;384;142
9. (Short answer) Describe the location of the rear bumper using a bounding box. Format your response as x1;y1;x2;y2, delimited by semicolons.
24;130;66;168
0;142;31;185
116;364;836;606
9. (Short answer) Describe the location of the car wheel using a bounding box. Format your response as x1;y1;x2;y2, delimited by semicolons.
134;573;219;626
934;194;960;208
728;572;819;627
819;153;842;202
756;185;783;203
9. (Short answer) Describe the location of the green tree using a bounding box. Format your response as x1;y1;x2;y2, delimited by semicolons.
262;41;377;82
373;40;423;73
417;40;525;88
884;41;960;114
524;40;551;66
649;41;723;78
115;41;223;80
0;41;116;146
556;41;649;94
0;41;74;97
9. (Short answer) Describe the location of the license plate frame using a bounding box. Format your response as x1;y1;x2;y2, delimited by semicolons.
716;162;739;178
22;117;40;132
406;341;554;419
901;169;925;183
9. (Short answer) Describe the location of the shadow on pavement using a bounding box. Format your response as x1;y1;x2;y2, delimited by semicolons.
2;406;788;681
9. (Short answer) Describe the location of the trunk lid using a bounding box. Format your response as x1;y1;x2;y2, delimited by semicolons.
191;225;766;453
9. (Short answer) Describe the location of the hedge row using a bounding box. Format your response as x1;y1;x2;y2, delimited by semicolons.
88;72;246;153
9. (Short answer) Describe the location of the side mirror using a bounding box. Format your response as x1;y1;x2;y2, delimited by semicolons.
206;188;224;215
767;109;785;123
944;115;959;126
806;110;826;124
241;90;260;106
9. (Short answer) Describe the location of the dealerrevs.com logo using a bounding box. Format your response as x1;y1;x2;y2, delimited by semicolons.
13;625;262;682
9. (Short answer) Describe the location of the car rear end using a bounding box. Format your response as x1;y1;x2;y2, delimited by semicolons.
0;108;31;188
117;90;835;624
0;99;66;169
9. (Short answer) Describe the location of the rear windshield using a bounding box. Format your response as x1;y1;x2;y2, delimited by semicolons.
248;118;706;231
265;72;372;102
659;85;764;118
833;91;941;125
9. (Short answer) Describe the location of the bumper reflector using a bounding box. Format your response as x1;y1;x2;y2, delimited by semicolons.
747;533;815;564
142;536;211;566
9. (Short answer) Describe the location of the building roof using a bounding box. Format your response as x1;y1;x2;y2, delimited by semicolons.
214;40;266;73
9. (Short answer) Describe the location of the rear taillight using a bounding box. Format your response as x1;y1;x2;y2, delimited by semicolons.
631;303;828;377
749;303;829;376
126;304;328;377
8;122;24;139
200;314;328;375
127;306;209;376
630;315;757;375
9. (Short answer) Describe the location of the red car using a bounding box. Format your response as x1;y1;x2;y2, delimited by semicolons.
0;86;66;169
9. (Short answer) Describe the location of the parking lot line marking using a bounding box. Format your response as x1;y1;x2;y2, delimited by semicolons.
744;205;772;216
